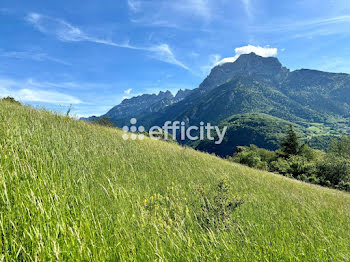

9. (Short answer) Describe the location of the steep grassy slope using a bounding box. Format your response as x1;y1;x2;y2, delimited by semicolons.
1;101;350;261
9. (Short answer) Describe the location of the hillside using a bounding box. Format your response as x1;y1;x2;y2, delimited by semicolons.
193;113;300;157
85;53;350;153
1;101;350;261
193;113;340;157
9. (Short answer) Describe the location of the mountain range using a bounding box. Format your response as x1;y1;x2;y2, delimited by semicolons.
83;53;350;155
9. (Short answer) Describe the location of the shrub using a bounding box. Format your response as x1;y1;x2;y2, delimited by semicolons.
229;145;276;170
227;136;350;192
299;144;325;161
91;117;114;127
287;155;316;178
337;181;350;191
1;96;21;105
269;158;290;175
316;156;350;188
195;180;243;231
329;136;350;159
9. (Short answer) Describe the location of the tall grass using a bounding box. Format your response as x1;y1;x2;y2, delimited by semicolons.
0;101;349;261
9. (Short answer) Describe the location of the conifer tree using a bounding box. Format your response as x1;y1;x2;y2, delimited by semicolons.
281;124;300;156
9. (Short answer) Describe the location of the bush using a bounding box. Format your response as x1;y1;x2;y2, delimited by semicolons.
316;156;350;188
195;180;243;230
269;158;290;175
228;135;350;192
229;145;276;170
91;117;114;127
287;155;317;178
337;181;350;191
297;174;320;185
299;144;325;161
329;136;350;158
1;96;21;105
237;151;261;168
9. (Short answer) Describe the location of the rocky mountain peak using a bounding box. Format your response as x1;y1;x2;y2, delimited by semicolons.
199;53;289;92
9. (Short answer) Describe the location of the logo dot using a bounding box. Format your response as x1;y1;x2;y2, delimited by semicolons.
138;134;145;140
122;126;129;132
138;126;145;132
130;126;137;132
130;118;137;125
130;134;137;140
122;134;129;140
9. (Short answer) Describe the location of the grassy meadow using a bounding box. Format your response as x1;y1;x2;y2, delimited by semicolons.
0;100;350;261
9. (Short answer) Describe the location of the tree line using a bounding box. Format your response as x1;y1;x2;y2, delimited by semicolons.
228;125;350;192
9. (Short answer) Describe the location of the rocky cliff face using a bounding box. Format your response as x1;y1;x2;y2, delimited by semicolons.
103;91;174;120
198;53;289;92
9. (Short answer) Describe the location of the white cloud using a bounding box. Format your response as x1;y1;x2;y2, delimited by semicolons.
124;88;132;94
26;13;86;42
0;78;82;104
26;13;189;70
148;44;189;70
0;50;71;66
249;15;350;38
127;0;141;12
215;45;278;66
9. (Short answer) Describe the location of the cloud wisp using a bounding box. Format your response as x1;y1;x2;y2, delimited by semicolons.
127;0;216;32
200;54;221;75
241;0;253;20
249;15;350;37
215;45;278;66
127;0;141;12
0;78;82;104
124;88;132;95
172;0;212;20
25;13;189;70
0;50;71;66
128;0;212;20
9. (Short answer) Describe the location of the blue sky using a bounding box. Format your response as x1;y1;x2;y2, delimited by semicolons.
1;0;350;117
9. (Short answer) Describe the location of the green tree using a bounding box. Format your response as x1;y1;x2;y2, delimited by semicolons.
280;125;300;157
329;136;350;158
316;156;350;187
